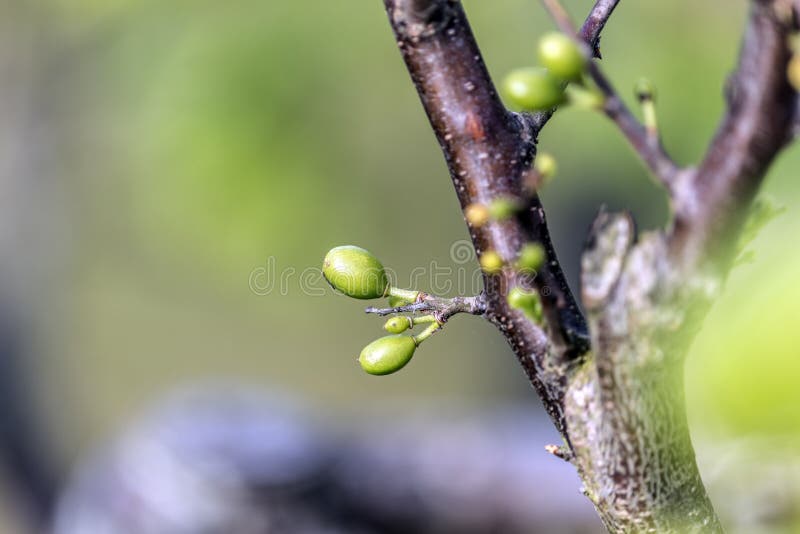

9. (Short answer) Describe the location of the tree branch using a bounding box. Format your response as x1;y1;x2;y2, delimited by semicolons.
382;0;795;532
671;0;796;269
365;293;485;323
579;0;621;58
384;0;590;434
561;2;795;531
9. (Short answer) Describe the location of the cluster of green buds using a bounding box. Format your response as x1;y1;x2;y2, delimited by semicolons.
464;195;524;230
322;246;441;376
474;239;547;277
469;241;547;322
502;32;602;112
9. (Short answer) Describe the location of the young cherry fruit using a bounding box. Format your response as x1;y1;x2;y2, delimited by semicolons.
502;67;564;111
538;32;587;82
323;245;388;299
384;316;413;334
359;335;417;375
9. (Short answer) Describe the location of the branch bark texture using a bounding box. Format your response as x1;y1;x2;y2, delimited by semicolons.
382;0;796;531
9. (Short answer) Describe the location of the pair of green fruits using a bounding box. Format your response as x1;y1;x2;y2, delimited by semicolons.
503;32;589;111
322;245;420;376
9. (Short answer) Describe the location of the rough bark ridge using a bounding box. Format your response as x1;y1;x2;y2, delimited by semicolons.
382;0;797;531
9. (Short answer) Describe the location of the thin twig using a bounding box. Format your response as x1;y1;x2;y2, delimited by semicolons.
579;0;621;58
540;0;681;190
365;293;486;323
589;64;680;186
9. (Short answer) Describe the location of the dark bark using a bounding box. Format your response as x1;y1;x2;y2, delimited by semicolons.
384;0;588;436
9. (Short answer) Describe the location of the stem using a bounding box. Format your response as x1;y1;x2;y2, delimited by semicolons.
387;287;420;302
412;315;437;325
412;322;441;345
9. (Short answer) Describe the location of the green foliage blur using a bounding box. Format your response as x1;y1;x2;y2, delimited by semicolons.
9;0;800;529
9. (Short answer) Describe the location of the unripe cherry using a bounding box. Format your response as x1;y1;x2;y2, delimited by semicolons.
359;335;417;375
384;316;412;334
538;32;587;82
323;246;388;300
502;67;564;111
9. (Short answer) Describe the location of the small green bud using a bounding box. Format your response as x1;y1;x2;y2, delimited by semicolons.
534;153;557;181
517;243;545;273
480;250;504;274
488;196;520;221
359;335;416;376
507;287;543;323
465;203;491;227
634;78;657;103
323;246;388;299
384;316;412;334
538;32;587;82
502;67;564;111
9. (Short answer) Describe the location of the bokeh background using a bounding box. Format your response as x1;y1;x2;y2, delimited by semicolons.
1;0;799;532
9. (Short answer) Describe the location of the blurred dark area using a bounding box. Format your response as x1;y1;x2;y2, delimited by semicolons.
0;0;798;532
53;389;601;533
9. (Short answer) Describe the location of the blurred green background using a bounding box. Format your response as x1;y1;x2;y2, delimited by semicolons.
2;0;799;531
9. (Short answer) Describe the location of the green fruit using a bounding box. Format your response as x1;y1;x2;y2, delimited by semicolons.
517;243;545;273
384;316;412;334
502;67;564;111
323;246;388;299
359;335;417;375
538;32;586;82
